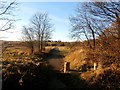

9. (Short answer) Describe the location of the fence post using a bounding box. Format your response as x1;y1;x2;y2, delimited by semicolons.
94;62;97;70
64;62;70;73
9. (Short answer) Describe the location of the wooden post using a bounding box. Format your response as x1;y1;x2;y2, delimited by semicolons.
64;62;70;73
94;62;97;70
64;62;66;73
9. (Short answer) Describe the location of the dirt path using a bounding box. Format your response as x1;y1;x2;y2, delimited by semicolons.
42;48;66;88
46;48;64;71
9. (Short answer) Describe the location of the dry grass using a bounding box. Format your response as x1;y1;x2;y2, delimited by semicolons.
2;41;120;89
3;46;31;62
65;48;88;70
80;71;95;82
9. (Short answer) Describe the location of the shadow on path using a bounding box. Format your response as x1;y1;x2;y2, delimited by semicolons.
40;48;65;71
2;48;92;89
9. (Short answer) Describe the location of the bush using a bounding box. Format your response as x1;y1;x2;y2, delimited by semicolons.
51;43;57;46
92;69;120;89
60;43;65;46
2;61;55;89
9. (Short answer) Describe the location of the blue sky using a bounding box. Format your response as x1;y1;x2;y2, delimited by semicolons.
0;2;78;41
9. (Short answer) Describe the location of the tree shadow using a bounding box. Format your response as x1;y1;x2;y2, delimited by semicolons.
3;63;120;89
2;48;101;89
55;72;91;89
2;60;93;89
38;48;64;62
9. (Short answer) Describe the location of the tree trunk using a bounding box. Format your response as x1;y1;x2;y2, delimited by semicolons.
38;40;40;53
31;46;34;55
117;18;120;61
40;36;43;53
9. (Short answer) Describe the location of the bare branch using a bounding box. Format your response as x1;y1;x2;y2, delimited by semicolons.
0;0;17;31
22;12;53;53
69;2;120;49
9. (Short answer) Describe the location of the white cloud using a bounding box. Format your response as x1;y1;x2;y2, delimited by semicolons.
0;20;24;41
17;0;88;2
20;5;37;16
16;0;118;2
50;15;69;24
0;30;21;41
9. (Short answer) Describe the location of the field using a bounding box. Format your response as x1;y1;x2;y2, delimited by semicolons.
2;41;71;89
2;41;120;89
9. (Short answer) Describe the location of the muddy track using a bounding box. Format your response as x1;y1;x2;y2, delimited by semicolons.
46;48;65;71
40;48;66;88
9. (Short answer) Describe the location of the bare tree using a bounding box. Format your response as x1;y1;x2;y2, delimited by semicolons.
31;12;52;53
87;0;120;53
87;2;120;39
70;2;120;49
22;26;35;54
70;2;120;64
70;3;97;49
0;0;17;31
